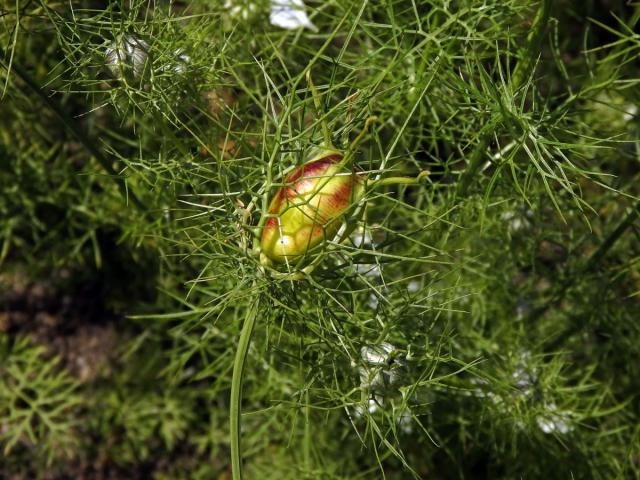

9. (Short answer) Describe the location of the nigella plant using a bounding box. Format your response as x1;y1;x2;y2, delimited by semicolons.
7;1;640;478
259;147;363;265
256;72;429;273
225;70;432;479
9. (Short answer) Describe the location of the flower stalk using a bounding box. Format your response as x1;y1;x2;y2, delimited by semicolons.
230;294;260;480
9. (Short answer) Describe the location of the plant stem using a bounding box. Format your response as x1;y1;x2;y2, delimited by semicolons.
456;133;491;198
367;170;430;190
230;295;260;480
304;389;311;476
510;0;553;90
0;48;145;211
455;0;551;198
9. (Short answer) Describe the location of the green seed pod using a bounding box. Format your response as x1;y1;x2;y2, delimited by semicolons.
260;148;364;265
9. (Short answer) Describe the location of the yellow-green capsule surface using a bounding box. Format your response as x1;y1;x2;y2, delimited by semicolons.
260;149;363;264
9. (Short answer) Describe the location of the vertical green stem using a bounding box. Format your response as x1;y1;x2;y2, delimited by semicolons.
303;389;311;477
455;134;491;197
230;296;260;480
455;0;551;198
510;0;553;90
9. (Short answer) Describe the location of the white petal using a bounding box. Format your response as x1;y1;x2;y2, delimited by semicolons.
105;35;149;78
623;104;638;122
270;0;317;31
536;402;573;434
354;263;381;278
397;410;414;434
361;343;396;366
366;292;379;309
352;228;374;247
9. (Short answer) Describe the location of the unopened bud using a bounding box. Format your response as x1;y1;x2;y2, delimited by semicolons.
260;149;363;264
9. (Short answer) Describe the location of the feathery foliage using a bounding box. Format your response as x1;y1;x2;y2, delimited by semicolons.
1;0;640;478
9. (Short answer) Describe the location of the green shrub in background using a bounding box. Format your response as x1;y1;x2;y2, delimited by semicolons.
1;0;640;478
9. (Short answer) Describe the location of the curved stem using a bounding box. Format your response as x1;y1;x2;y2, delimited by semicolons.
230;296;260;480
303;388;312;475
367;170;430;190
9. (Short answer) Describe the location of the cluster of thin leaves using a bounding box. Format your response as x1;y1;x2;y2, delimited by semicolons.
1;0;640;478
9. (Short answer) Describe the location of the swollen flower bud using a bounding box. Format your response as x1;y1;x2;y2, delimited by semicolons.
260;149;363;264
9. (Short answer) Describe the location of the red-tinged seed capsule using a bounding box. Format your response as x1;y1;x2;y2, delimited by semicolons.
260;149;364;264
